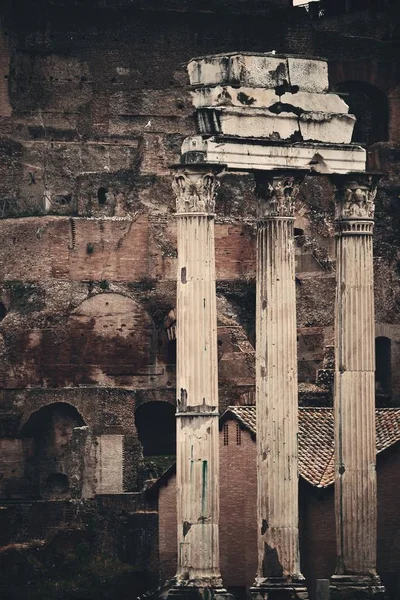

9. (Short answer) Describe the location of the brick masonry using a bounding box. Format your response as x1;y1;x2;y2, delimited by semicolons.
158;421;400;600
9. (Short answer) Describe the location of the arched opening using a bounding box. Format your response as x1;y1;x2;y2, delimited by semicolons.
43;473;69;498
66;293;156;386
375;337;391;395
21;403;85;498
334;82;388;145
135;401;176;457
166;338;177;367
97;187;108;205
0;302;6;321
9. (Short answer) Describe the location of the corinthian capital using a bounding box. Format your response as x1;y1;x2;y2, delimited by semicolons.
171;163;225;215
331;173;380;221
255;171;306;219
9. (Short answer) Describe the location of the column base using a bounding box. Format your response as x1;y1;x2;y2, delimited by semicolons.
250;578;309;600
330;575;386;600
167;586;234;600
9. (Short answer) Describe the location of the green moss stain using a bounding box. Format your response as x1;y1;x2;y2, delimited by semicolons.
201;460;208;517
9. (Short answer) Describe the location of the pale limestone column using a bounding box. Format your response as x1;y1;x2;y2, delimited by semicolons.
170;163;230;599
251;171;308;600
330;174;385;600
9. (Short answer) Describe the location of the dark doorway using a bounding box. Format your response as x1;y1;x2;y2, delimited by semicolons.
135;401;176;456
375;337;391;395
21;403;85;498
335;81;388;146
335;82;388;145
43;473;69;498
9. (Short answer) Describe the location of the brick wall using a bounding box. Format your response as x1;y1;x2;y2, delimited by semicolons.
0;216;257;282
158;421;400;600
0;20;12;118
158;471;177;585
157;422;258;589
219;419;257;589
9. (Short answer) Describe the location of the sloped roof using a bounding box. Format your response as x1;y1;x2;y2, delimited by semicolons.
225;406;400;488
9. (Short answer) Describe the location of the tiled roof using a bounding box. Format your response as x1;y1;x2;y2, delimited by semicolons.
225;406;400;488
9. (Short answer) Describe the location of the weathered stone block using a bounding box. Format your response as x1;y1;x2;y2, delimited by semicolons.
192;86;350;114
197;107;299;139
195;107;354;143
181;136;366;174
188;53;328;93
299;112;355;144
287;57;329;94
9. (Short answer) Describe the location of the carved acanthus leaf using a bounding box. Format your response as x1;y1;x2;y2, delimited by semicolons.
172;172;220;214
257;176;302;219
336;186;377;220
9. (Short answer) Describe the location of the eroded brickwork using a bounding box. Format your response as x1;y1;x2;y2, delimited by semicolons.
0;0;399;598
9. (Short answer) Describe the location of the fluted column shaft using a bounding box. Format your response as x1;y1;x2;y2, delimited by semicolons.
172;164;224;588
333;175;381;576
252;172;307;597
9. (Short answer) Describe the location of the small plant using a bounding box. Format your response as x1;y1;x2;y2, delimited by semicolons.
99;280;109;290
86;243;94;255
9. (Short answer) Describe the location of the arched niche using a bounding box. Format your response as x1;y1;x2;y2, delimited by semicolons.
134;401;176;457
334;81;388;145
66;293;156;386
20;402;86;499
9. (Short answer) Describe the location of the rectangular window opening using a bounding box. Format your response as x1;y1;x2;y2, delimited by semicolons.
223;422;229;446
236;423;242;446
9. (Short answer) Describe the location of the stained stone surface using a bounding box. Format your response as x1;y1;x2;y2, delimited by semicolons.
187;53;328;92
172;165;224;589
181;136;366;174
192;86;350;113
187;52;355;145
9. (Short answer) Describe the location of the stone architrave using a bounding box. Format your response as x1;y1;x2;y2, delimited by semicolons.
330;174;386;600
251;170;309;600
169;163;231;600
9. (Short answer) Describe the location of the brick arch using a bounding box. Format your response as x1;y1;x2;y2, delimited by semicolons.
375;323;395;339
71;291;152;318
18;402;90;500
333;80;388;144
19;401;87;435
328;60;400;142
65;292;157;387
134;390;176;411
328;60;397;96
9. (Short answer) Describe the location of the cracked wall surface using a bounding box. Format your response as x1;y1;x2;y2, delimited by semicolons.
0;0;399;598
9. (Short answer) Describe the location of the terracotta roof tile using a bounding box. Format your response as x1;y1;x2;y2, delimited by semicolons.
225;406;400;488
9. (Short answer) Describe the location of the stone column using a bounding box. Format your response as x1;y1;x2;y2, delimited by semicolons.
169;163;230;600
251;171;308;600
330;174;385;600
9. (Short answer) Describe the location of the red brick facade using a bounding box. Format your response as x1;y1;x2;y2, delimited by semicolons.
157;420;400;600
